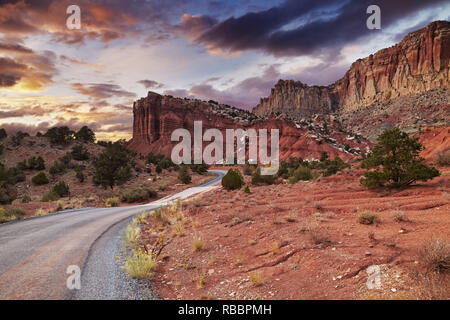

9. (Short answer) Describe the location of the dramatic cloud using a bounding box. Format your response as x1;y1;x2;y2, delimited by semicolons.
137;79;164;89
194;0;449;57
71;83;136;99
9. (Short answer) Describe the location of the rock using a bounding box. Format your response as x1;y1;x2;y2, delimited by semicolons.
365;251;372;256
252;21;450;118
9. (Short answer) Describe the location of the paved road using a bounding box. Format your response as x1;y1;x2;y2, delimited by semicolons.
0;170;225;300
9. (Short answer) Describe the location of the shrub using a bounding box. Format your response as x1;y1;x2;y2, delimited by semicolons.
0;206;25;223
357;210;380;225
249;271;264;286
155;165;162;174
123;248;157;279
22;194;31;203
192;237;204;251
74;126;95;143
49;160;66;175
434;149;450;166
44;126;74;145
0;128;7;140
178;166;191;184
251;168;276;185
120;187;157;203
41;190;60;202
17;156;45;170
0;187;16;204
244;185;250;193
289;165;312;183
221;169;243;190
32;172;49;185
361;128;440;188
51;181;70;197
0;144;3;156
75;167;84;182
71;145;89;161
93;141;135;188
391;209;409;222
418;237;449;273
106;197;120;207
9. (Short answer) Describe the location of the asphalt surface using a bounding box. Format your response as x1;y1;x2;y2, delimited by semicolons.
0;170;225;300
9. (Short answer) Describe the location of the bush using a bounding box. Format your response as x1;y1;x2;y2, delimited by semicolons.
0;187;16;204
0;128;7;140
93;141;135;189
32;172;49;185
51;181;70;197
155;165;162;174
243;163;253;175
22;194;31;203
49;160;66;175
244;185;251;193
221;169;243;190
289;166;312;183
120;187;157;203
0;144;3;156
418;237;449;273
251;169;275;185
44;126;74;145
75;167;84;182
71;145;89;161
357;210;379;225
0;206;25;223
74;126;95;143
123;248;157;279
434;149;450;166
178;166;191;184
361;128;440;188
17;156;45;171
41;190;60;202
106;197;120;207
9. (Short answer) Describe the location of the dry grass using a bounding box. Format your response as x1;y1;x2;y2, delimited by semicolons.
391;209;409;222
434;149;450;166
123;247;157;279
192;236;204;252
357;210;380;225
249;271;264;286
418;236;450;273
308;226;332;246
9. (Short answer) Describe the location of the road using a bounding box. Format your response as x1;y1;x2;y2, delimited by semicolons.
0;170;225;300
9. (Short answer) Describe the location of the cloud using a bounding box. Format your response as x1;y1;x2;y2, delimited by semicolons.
71;83;136;99
192;0;449;57
176;13;217;41
137;79;164;89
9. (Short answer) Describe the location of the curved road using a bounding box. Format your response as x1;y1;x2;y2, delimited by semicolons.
0;170;225;300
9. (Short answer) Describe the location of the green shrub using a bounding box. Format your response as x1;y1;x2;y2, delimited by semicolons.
51;181;70;197
155;165;162;174
17;156;45;171
289;166;312;183
243;163;253;175
71;145;89;161
44;126;74;145
244;185;251;193
178;166;191;184
49;160;66;175
361;128;440;188
0;128;7;140
74;126;95;143
120;187;157;203
22;194;31;203
0;144;3;156
32;172;49;185
75;167;84;182
357;210;380;225
251;169;276;184
221;169;243;190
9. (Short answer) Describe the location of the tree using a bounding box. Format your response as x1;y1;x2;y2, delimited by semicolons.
178;166;191;184
75;126;95;143
92;142;134;189
44;126;74;145
360;128;440;188
71;145;89;161
0;128;7;140
221;169;243;190
51;181;70;197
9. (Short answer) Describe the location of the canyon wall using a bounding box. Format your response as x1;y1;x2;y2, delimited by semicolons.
253;21;450;117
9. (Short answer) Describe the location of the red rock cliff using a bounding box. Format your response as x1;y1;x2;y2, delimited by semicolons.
253;21;450;117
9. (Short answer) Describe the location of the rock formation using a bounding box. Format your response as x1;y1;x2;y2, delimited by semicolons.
253;21;450;117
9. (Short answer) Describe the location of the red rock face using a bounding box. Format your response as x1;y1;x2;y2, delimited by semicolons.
128;92;371;161
253;21;450;117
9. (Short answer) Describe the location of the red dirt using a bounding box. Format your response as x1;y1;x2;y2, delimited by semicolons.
142;167;449;300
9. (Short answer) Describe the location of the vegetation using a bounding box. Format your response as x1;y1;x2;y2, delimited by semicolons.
418;237;449;273
0;128;7;140
74;126;95;143
106;197;120;207
71;145;89;161
251;168;276;185
434;149;450;166
360;128;440;188
93;141;135;189
357;210;380;225
32;172;49;185
123;247;158;279
289;165;312;183
221;169;244;190
178;166;192;184
51;181;70;197
17;156;45;171
0;206;25;223
75;167;84;182
120;186;157;203
44;126;75;145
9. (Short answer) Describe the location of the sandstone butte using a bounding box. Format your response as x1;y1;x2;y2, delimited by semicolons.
128;21;449;161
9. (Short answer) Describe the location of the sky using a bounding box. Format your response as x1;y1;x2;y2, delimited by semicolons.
0;0;449;140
